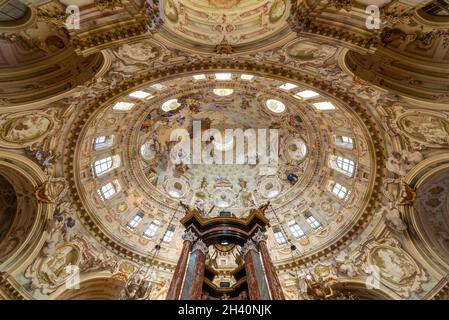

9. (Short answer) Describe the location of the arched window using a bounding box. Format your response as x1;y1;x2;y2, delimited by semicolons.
128;212;144;230
113;101;135;111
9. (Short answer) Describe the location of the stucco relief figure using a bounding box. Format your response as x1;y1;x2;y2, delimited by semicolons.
286;41;336;61
269;0;286;23
37;244;80;287
43;219;64;257
164;0;179;22
386;150;423;176
122;271;153;300
369;246;417;286
116;40;160;63
381;203;407;232
0;115;52;144
397;113;449;146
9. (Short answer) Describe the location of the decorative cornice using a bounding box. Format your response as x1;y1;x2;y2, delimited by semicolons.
288;1;379;53
70;1;162;56
0;273;27;300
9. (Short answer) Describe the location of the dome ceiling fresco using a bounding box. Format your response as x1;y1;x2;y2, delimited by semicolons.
74;73;373;263
0;0;449;302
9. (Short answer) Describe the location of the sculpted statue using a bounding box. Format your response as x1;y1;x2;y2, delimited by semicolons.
180;201;193;214
381;203;407;232
122;271;153;300
383;178;416;206
31;243;81;290
43;219;63;257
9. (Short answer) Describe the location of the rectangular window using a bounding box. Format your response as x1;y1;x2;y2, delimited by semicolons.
215;73;232;80
113;101;135;111
305;215;322;230
144;219;161;237
273;226;287;244
288;220;306;239
93;157;113;176
279;83;297;91
163;225;175;243
95;136;106;144
336;136;354;149
313;101;336;110
98;182;116;200
336;156;355;175
128;212;144;229
332;182;350;199
93;136;114;150
240;74;254;80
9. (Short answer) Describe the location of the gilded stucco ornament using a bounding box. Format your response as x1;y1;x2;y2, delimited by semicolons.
25;243;81;294
35;177;68;204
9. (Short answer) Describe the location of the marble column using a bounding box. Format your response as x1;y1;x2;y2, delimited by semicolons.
253;230;285;300
242;240;270;300
180;239;208;300
166;229;197;300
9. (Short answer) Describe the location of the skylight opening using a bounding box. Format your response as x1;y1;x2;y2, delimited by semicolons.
213;88;234;96
151;83;165;90
295;90;320;99
240;74;254;80
313;101;336;110
279;83;297;90
193;74;206;80
113;101;135;111
215;73;232;81
129;90;152;99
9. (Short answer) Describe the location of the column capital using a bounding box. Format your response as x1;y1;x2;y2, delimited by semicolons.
241;240;258;256
252;229;268;244
182;228;198;243
192;239;209;255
